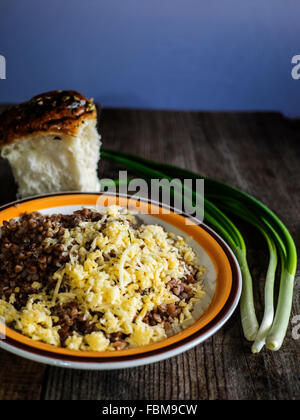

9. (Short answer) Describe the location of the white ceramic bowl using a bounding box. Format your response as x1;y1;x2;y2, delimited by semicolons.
0;193;242;369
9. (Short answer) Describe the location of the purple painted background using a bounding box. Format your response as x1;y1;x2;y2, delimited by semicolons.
0;0;299;116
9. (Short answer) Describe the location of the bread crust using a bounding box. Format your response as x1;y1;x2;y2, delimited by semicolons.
0;90;97;147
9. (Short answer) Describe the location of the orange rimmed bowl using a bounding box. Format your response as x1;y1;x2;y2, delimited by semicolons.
0;193;242;369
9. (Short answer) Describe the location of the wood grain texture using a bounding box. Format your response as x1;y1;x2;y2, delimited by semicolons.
0;107;299;400
0;351;45;400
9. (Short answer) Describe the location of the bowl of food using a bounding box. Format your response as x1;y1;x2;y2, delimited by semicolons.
0;192;242;369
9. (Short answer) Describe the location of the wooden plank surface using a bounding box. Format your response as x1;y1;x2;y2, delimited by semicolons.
0;107;299;400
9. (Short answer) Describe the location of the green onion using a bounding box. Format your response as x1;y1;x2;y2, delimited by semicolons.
101;150;259;341
252;243;278;353
101;149;297;351
209;195;278;352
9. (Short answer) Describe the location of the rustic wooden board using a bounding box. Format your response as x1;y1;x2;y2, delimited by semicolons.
0;107;299;400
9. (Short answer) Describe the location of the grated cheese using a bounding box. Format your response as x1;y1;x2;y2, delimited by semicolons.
0;206;206;351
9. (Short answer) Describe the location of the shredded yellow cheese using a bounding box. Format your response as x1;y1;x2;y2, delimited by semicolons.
0;206;206;351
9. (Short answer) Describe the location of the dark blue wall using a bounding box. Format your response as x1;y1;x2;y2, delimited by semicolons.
0;0;299;116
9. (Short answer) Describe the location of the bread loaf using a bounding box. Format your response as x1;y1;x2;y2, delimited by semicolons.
0;90;101;198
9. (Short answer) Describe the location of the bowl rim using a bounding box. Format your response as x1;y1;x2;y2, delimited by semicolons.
0;220;241;369
0;192;234;360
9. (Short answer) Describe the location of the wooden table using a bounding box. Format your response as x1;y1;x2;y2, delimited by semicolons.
0;107;299;400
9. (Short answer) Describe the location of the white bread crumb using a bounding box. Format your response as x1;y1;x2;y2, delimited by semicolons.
1;119;101;198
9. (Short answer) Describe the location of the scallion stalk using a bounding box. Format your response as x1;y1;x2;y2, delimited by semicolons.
209;196;278;353
101;149;297;351
101;150;259;341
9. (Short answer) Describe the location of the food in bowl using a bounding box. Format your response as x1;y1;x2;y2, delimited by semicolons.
0;206;206;351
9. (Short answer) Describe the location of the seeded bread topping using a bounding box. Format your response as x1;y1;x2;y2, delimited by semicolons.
0;90;97;146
